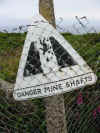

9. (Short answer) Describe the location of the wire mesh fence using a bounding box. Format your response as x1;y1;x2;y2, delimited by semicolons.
0;16;100;133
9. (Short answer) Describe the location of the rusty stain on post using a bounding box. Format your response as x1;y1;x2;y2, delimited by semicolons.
39;0;67;133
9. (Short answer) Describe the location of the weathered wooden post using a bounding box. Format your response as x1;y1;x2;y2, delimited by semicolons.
13;0;96;132
39;0;67;133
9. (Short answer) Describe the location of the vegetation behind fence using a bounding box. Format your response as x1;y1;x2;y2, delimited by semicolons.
0;26;100;132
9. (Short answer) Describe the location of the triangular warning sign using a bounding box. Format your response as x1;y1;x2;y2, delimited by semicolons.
13;15;97;101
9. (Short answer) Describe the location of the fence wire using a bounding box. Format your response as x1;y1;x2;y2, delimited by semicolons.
0;16;100;133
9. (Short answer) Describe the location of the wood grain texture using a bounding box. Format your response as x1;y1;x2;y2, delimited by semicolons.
39;0;67;132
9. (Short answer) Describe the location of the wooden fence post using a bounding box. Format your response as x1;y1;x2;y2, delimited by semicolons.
39;0;68;133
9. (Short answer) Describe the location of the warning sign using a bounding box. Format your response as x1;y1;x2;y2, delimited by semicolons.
13;15;97;101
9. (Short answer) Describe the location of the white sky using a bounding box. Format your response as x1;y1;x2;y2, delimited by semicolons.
0;0;100;28
54;0;100;19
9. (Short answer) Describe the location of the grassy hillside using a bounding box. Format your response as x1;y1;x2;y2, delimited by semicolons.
0;32;100;133
0;32;100;83
0;33;25;82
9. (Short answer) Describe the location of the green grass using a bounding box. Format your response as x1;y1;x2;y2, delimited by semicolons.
0;32;100;133
0;33;26;82
1;32;99;83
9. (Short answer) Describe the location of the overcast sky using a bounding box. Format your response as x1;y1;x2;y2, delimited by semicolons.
0;0;100;31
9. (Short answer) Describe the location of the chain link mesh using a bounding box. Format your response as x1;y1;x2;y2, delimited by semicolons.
0;16;100;133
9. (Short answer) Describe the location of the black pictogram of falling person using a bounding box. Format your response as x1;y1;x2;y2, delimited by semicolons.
24;36;77;77
39;38;50;55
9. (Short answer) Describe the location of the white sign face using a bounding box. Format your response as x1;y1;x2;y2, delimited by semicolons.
13;15;97;101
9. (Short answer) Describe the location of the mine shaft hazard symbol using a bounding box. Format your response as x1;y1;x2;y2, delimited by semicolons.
13;15;97;101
